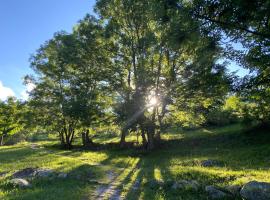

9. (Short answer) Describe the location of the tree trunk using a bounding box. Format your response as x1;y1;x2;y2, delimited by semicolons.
59;131;65;146
82;130;94;147
0;135;3;146
81;132;86;146
120;127;128;148
155;129;161;141
141;130;148;148
146;131;155;150
60;125;75;149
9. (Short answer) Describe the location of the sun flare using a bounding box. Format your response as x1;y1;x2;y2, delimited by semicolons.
149;97;158;106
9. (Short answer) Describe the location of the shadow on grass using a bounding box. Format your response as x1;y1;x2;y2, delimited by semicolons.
2;124;269;199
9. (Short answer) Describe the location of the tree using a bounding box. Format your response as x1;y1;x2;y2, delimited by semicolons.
28;16;113;148
0;97;23;146
95;0;232;149
184;0;270;125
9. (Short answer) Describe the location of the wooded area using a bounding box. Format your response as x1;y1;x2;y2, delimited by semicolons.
0;0;270;199
1;0;269;149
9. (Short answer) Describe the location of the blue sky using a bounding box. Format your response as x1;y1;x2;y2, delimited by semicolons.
0;0;95;100
0;0;249;100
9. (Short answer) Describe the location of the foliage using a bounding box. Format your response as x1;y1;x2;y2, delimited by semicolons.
28;16;114;148
12;0;268;149
185;0;270;125
0;97;24;146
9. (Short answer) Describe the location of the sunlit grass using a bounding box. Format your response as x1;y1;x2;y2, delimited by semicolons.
0;123;270;199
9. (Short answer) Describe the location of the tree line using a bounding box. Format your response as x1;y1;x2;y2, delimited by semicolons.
1;0;269;149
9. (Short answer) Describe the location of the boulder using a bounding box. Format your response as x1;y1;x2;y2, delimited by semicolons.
12;168;36;178
240;181;270;200
225;185;241;196
205;185;232;199
201;160;222;167
33;169;54;178
0;171;8;177
10;178;31;188
172;180;200;191
147;179;164;189
58;173;68;178
132;179;141;190
163;179;175;188
30;144;41;150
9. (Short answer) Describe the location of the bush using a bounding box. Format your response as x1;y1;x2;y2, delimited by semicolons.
205;109;239;126
5;132;26;145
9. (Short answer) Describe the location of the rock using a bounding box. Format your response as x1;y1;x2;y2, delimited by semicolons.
148;179;164;189
58;173;68;178
172;180;200;191
172;182;179;190
33;169;54;178
0;171;8;177
76;175;82;180
240;181;270;200
30;144;40;150
132;179;141;190
88;180;100;184
205;185;232;199
12;168;36;178
201;160;222;167
10;178;31;188
225;185;241;196
163;179;175;188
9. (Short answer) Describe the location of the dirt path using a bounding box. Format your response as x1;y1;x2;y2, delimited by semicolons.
95;171;123;200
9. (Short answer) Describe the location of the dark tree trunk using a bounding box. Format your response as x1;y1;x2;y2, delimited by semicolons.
66;130;74;150
120;127;128;148
146;131;155;150
0;135;3;146
145;121;155;150
59;131;65;146
155;129;161;141
82;132;86;146
59;124;75;149
82;130;94;147
141;130;148;148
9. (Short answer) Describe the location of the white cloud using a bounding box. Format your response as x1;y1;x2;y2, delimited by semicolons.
20;82;35;100
0;81;15;101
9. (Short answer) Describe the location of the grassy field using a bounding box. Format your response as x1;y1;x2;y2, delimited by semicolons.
0;124;270;200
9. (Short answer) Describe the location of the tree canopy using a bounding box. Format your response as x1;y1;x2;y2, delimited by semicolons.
1;0;267;149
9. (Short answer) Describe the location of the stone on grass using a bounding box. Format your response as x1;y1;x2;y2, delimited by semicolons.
88;179;100;184
12;168;36;178
225;185;241;196
205;185;232;199
240;181;270;200
172;180;200;191
0;171;8;177
132;179;141;190
201;160;222;167
163;179;175;188
10;178;31;188
33;169;54;178
58;173;68;178
30;144;41;150
148;179;164;189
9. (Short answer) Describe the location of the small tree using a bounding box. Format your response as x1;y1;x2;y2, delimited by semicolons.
0;97;22;146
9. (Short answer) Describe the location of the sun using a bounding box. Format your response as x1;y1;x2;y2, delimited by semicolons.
149;96;158;106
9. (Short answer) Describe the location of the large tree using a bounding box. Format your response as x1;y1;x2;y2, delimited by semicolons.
95;0;232;149
28;16;113;148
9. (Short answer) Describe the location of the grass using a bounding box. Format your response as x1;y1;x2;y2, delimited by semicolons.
0;123;270;199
